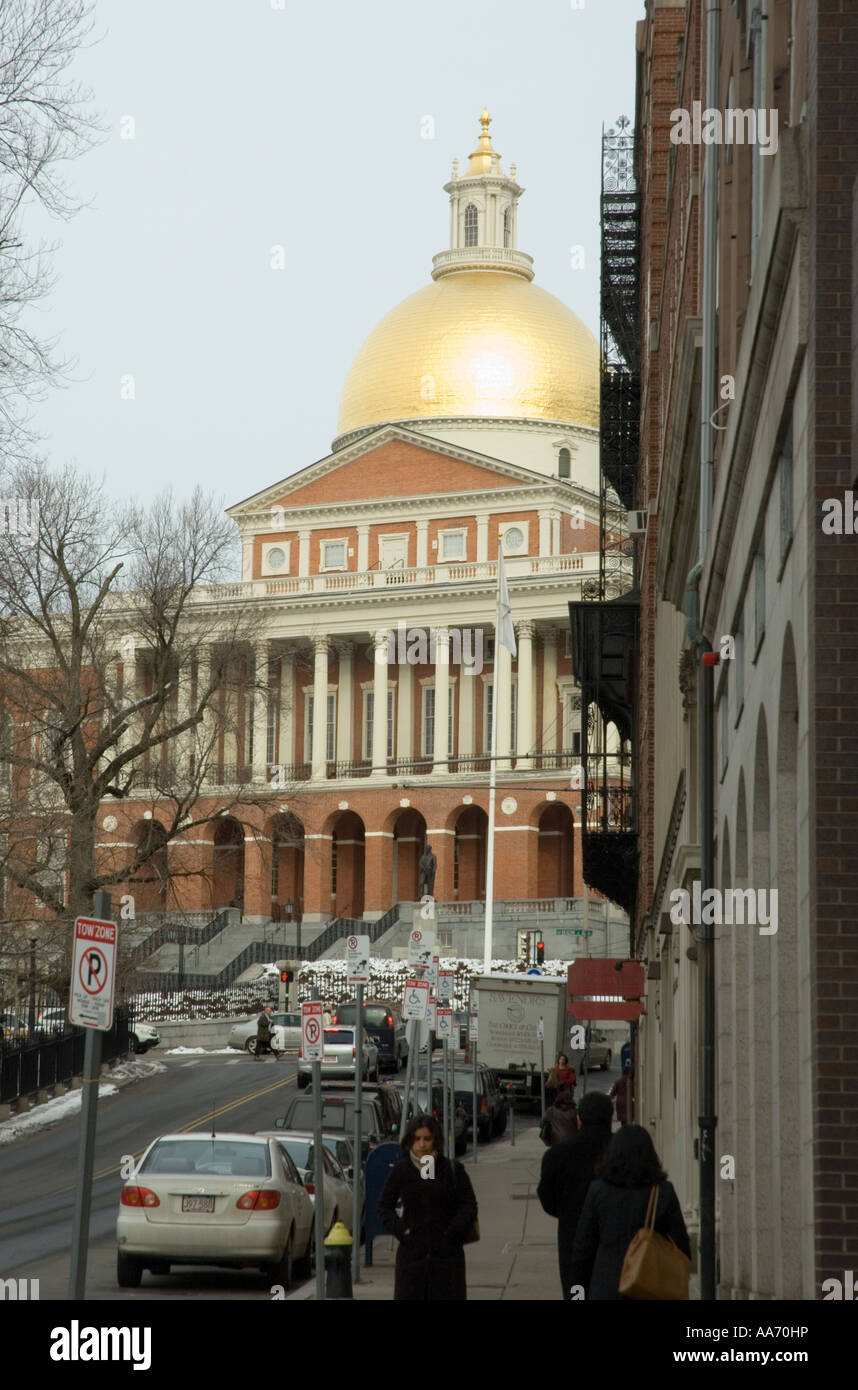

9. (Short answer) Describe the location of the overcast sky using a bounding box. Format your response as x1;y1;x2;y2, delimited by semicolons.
26;0;644;511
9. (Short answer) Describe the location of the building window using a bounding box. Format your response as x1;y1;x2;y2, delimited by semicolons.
502;524;527;554
321;540;347;571
439;529;466;561
263;543;290;574
422;687;435;756
779;423;793;576
558;447;571;479
464;203;478;247
753;538;765;660
306;692;336;761
266;692;277;765
484;681;516;752
503;207;511;248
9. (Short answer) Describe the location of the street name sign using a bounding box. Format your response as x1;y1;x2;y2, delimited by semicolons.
69;917;117;1030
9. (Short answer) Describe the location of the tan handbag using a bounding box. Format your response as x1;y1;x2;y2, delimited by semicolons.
618;1184;691;1300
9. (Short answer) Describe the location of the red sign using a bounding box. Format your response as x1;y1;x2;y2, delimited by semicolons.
567;959;645;997
569;1000;644;1020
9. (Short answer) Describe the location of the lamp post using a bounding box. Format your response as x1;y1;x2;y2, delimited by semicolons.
27;937;37;1035
284;898;293;955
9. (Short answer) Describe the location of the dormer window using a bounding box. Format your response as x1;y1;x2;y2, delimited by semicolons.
503;207;511;248
558;447;573;479
464;204;478;247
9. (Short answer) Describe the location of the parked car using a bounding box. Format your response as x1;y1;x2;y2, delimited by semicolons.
256;1130;353;1237
452;1063;508;1142
296;1026;379;1088
115;1131;314;1289
584;1030;612;1072
303;1080;403;1137
36;1007;67;1030
227;1011;301;1056
129;1021;160;1054
276;1091;388;1162
389;1077;468;1156
330;1000;408;1072
0;1012;26;1039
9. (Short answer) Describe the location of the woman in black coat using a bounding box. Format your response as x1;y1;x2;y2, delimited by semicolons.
376;1113;478;1300
569;1124;691;1300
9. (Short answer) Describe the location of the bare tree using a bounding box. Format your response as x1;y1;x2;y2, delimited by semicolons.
0;459;304;999
0;0;103;459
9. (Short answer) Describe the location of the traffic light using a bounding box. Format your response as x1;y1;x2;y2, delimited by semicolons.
536;941;545;965
280;969;294;983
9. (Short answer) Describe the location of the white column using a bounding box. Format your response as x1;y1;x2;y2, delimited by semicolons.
551;509;561;554
538;509;552;556
252;642;270;783
336;641;354;766
432;627;450;774
416;520;429;569
516;620;534;769
541;630;558;760
298;528;311;576
458;658;474;761
199;645;218;783
476;515;489;563
278;650;295;772
495;637;513;771
372;630;389;774
173;658;192;780
311;637;329;780
397;660;413;762
357;524;370;573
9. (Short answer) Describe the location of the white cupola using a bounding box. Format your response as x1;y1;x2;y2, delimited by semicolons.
431;108;534;282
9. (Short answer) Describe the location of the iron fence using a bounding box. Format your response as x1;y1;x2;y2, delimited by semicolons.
0;1006;130;1106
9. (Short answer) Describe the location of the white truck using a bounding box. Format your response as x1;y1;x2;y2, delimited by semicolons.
469;972;585;1106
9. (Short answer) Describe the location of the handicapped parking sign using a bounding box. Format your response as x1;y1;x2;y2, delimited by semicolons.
403;978;429;1020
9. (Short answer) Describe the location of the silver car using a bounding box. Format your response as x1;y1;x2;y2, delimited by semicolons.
256;1130;359;1237
228;1011;302;1056
296;1026;379;1088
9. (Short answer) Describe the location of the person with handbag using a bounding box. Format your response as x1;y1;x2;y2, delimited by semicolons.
569;1124;691;1300
376;1113;479;1300
537;1090;614;1299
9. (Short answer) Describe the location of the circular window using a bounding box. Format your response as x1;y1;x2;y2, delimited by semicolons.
266;547;286;571
504;527;525;552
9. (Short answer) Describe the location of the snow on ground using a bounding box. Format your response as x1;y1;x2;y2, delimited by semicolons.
0;1059;166;1146
164;1046;237;1055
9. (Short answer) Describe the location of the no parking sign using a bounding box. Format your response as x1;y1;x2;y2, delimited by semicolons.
301;1001;324;1060
69;917;117;1030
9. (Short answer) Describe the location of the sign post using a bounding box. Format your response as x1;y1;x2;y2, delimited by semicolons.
302;997;325;1301
351;979;363;1286
538;1017;546;1120
68;893;115;1299
470;1014;479;1162
401;976;429;1128
436;1007;453;1158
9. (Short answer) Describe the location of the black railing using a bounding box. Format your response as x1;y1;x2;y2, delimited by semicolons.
0;1006;130;1106
124;909;232;969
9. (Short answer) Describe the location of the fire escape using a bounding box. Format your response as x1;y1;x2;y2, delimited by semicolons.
568;117;640;918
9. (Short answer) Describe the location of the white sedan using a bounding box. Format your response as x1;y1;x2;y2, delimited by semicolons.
116;1132;314;1289
258;1130;355;1238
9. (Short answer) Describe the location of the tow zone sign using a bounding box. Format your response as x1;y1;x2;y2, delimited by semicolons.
69;917;117;1030
301;1001;324;1061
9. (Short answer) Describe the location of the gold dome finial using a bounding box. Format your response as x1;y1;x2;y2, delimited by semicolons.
467;107;499;176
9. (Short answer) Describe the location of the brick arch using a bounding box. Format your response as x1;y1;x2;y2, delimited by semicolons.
129;819;169;913
389;808;427;904
264;811;305;922
213;816;245;909
329;810;365;919
452;804;488;902
536;802;574;898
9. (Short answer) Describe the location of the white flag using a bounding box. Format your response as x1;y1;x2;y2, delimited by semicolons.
496;541;517;657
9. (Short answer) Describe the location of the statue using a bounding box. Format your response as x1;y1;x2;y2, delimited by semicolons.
418;843;437;898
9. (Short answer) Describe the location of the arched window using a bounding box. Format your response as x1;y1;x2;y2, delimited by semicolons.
464;204;478;247
558;447;571;478
503;207;511;248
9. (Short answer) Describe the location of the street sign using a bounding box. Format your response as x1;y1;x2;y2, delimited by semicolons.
69;917;117;1030
346;933;371;985
436;1008;453;1040
403;978;430;1020
301;1000;324;1060
427;955;439;993
537;1017;545;1041
426;999;437;1029
438;970;454;1002
408;928;436;967
526;968;543;976
469;1017;479;1041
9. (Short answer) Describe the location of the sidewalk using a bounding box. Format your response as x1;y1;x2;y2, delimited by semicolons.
343;1122;563;1301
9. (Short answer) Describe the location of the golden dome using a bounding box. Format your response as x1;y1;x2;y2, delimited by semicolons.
336;270;599;440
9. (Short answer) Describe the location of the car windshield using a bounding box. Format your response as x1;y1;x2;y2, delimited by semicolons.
140;1140;271;1178
453;1070;483;1092
323;1029;355;1045
334;1005;393;1028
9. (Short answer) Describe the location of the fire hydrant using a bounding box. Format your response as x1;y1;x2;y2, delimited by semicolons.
325;1221;354;1299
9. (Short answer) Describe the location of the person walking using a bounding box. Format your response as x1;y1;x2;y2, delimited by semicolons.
545;1051;576;1109
569;1123;691;1300
255;1004;280;1060
376;1113;478;1301
537;1090;614;1300
609;1064;631;1125
539;1091;578;1147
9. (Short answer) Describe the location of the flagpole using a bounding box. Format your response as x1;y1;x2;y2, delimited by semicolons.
484;538;516;975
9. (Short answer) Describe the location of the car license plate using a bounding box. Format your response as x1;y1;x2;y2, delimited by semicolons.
324;1051;339;1060
182;1195;214;1213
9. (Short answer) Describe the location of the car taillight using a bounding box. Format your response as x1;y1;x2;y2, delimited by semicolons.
332;1015;339;1024
237;1189;281;1211
121;1186;160;1208
386;1015;393;1025
299;1046;303;1058
352;1047;356;1058
480;1098;487;1113
304;1181;315;1195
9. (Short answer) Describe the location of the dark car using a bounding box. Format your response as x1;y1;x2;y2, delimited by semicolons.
452;1063;508;1142
330;1000;408;1072
276;1091;388;1163
313;1080;402;1138
389;1077;468;1156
